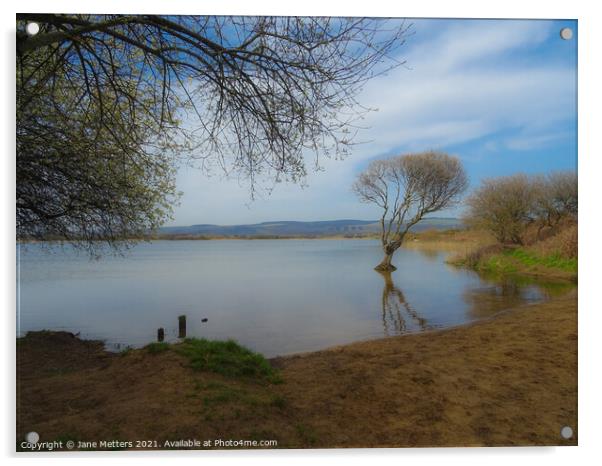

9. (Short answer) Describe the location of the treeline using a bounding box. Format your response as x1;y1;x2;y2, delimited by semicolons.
464;171;577;245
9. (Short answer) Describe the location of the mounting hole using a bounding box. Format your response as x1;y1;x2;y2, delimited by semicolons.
26;22;40;36
560;425;573;439
560;27;573;40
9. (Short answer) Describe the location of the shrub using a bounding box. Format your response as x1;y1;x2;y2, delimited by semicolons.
464;174;537;244
533;171;578;233
530;224;577;260
465;171;577;245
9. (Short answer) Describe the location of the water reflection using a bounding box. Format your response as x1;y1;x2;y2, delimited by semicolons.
461;273;575;319
18;240;575;357
377;271;430;336
462;279;529;319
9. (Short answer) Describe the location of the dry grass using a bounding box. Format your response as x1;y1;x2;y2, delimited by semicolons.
17;291;577;449
529;224;577;260
439;224;577;282
404;229;495;256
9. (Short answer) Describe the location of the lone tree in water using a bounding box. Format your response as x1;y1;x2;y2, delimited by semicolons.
353;151;468;271
16;15;412;251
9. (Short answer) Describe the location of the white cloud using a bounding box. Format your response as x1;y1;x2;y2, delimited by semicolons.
170;19;576;225
408;19;550;73
352;20;573;160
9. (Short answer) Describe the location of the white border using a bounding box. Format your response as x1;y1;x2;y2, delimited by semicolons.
3;1;601;465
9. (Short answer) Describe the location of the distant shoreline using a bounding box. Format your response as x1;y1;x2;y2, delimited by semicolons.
19;224;465;243
149;234;382;241
17;234;384;244
18;217;463;243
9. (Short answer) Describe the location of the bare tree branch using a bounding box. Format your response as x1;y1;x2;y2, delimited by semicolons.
16;15;413;250
353;151;468;270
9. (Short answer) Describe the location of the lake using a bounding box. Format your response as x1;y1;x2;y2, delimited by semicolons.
16;240;571;357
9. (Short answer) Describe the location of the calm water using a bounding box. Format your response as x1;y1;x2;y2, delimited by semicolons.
16;240;571;357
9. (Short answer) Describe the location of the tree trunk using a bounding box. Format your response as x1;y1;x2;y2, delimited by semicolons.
375;240;402;271
375;252;397;271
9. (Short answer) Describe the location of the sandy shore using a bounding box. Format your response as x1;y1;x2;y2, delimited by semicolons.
273;290;577;447
17;291;577;449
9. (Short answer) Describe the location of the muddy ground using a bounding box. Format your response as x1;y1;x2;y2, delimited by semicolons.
17;291;577;449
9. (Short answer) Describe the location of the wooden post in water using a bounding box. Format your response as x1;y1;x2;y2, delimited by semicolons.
178;315;187;338
157;328;165;342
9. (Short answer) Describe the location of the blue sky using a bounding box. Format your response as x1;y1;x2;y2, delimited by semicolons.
169;18;577;226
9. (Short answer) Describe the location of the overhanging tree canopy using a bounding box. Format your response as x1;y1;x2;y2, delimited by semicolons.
16;15;412;248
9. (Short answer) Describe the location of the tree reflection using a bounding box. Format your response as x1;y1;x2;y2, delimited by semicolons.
377;271;430;336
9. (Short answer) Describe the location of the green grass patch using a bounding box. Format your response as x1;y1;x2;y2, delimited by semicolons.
145;342;170;354
507;249;577;273
467;246;577;277
478;254;518;274
175;338;280;382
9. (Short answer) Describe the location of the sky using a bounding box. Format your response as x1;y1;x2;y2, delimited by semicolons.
169;18;577;226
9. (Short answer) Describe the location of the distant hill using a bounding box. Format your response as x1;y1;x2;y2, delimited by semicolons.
158;218;463;238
